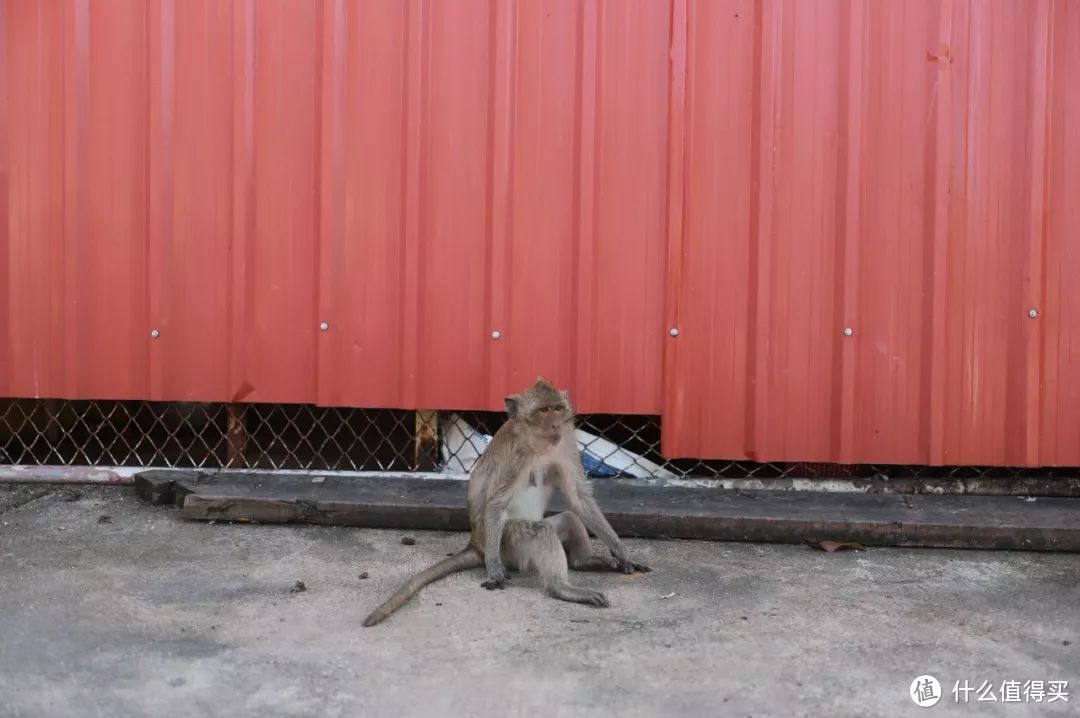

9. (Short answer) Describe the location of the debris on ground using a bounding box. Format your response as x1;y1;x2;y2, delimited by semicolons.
401;536;416;545
805;539;865;553
660;592;676;599
0;486;52;514
97;515;112;524
290;581;307;593
59;489;81;502
359;572;369;580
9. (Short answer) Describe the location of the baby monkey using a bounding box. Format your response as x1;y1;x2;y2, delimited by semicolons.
363;377;650;626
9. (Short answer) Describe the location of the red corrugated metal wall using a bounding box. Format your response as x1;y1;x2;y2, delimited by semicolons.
2;1;1078;466
664;0;1080;467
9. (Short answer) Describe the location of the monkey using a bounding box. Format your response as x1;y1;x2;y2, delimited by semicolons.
363;377;650;626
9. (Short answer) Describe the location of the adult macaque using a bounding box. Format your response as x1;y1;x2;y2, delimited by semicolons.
363;377;649;626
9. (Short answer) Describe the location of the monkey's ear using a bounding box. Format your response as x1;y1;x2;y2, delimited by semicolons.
504;395;521;418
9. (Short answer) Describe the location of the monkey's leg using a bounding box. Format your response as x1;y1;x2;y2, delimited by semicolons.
502;520;609;607
550;464;650;574
543;512;620;572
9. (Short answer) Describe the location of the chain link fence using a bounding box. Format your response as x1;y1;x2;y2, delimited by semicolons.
3;398;1078;481
0;399;414;471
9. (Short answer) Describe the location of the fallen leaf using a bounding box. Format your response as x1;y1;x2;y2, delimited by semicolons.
401;536;416;546
805;539;865;553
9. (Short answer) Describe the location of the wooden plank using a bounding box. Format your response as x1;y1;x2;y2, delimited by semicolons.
133;469;208;505
225;405;248;468
413;410;439;471
157;472;1080;552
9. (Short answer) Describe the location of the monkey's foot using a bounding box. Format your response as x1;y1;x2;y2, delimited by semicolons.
550;584;609;607
615;557;652;574
571;555;621;572
574;555;652;574
480;576;509;590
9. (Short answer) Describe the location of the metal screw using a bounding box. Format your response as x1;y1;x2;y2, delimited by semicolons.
491;330;502;340
1028;309;1038;319
319;321;329;331
843;327;854;337
150;329;160;339
669;327;679;337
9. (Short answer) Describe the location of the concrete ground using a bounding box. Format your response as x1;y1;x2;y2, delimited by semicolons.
0;485;1076;718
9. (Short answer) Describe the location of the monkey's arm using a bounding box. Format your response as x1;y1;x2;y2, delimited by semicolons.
481;497;511;589
556;464;650;574
473;447;526;590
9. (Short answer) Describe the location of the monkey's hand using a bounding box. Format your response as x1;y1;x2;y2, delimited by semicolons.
615;556;652;574
481;565;510;590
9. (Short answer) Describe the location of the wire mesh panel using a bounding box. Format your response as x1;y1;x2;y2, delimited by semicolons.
2;399;1079;480
439;410;1080;482
0;399;416;471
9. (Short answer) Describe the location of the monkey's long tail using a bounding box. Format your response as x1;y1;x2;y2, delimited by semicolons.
362;546;483;626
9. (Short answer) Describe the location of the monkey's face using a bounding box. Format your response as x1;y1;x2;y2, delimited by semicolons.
527;402;571;444
506;377;574;444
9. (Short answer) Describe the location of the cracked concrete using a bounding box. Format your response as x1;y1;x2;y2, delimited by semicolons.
0;485;1076;717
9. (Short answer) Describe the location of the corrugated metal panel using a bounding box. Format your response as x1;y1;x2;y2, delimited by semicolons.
663;0;1080;466
1042;0;1080;467
2;0;668;413
316;0;669;413
5;0;151;400
3;1;1078;466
